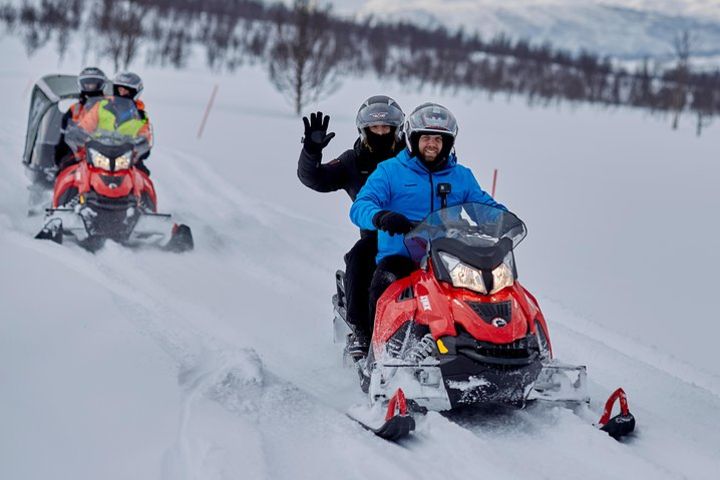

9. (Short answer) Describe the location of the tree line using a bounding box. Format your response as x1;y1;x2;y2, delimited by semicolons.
2;0;718;134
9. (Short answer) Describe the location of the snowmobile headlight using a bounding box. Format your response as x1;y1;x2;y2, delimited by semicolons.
89;149;111;171
114;151;132;171
439;252;487;294
489;263;515;294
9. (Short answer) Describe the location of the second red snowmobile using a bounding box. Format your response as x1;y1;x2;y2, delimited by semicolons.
35;123;193;252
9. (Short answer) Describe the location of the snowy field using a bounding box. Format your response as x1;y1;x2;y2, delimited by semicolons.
2;32;720;480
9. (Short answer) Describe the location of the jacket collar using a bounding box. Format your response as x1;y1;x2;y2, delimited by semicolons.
396;148;457;175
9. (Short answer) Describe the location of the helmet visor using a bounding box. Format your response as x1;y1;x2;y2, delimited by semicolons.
113;73;143;93
407;104;458;137
79;77;104;93
356;102;405;130
114;85;138;99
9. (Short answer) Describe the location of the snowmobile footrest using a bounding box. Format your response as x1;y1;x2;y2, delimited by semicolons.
335;270;346;309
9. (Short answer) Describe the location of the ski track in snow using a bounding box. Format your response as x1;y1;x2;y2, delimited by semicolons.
543;299;720;400
2;44;720;479
1;227;388;480
4;141;717;480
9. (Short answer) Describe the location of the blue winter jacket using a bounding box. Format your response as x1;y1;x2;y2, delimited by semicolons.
350;148;506;263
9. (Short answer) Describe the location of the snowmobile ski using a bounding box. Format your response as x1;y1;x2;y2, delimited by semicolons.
348;388;416;441
597;387;636;439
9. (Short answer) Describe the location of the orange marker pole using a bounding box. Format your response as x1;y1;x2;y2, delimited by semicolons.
197;84;219;139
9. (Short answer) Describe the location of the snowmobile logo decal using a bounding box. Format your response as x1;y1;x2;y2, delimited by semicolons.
420;295;432;311
492;318;507;328
369;112;388;119
614;415;634;423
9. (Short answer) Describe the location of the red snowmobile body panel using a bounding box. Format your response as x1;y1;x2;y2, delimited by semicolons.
372;261;552;357
371;259;552;409
53;155;158;210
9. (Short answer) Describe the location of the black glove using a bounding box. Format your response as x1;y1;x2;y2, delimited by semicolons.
372;210;415;236
302;111;335;155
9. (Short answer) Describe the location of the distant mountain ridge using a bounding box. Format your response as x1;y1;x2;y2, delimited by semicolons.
331;0;720;60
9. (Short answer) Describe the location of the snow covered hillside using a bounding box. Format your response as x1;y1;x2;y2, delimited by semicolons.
332;0;720;60
2;33;720;479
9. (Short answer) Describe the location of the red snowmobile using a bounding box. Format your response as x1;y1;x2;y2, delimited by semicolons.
35;123;193;252
334;203;635;441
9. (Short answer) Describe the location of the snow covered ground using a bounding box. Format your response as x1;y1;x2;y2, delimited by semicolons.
2;32;720;479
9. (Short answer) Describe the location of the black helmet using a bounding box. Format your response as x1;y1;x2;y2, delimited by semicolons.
77;67;107;97
405;102;458;159
113;71;143;100
356;95;405;143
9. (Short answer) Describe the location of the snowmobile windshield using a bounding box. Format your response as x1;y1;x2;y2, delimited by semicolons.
403;203;526;263
64;123;149;173
65;95;149;154
65;124;141;153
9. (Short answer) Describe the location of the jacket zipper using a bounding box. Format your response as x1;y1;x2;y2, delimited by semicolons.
428;171;434;212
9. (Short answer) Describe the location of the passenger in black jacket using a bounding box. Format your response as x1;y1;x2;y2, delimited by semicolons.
298;95;405;356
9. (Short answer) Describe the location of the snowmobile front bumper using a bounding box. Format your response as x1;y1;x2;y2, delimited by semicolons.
36;207;181;249
368;335;590;411
528;361;590;404
368;354;544;411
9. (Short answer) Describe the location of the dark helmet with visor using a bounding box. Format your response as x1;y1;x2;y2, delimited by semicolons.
356;95;405;143
113;71;144;100
77;67;107;97
405;102;458;160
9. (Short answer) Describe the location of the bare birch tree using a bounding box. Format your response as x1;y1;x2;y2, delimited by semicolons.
267;0;341;115
670;30;694;129
92;0;144;71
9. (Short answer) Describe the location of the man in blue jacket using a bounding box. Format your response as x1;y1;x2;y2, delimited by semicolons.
350;103;505;352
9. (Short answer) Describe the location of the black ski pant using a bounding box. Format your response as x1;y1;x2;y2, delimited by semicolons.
343;233;377;337
367;254;417;337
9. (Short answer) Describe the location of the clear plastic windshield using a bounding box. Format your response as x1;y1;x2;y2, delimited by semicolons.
65;124;140;154
65;97;152;159
403;203;527;263
65;96;149;154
